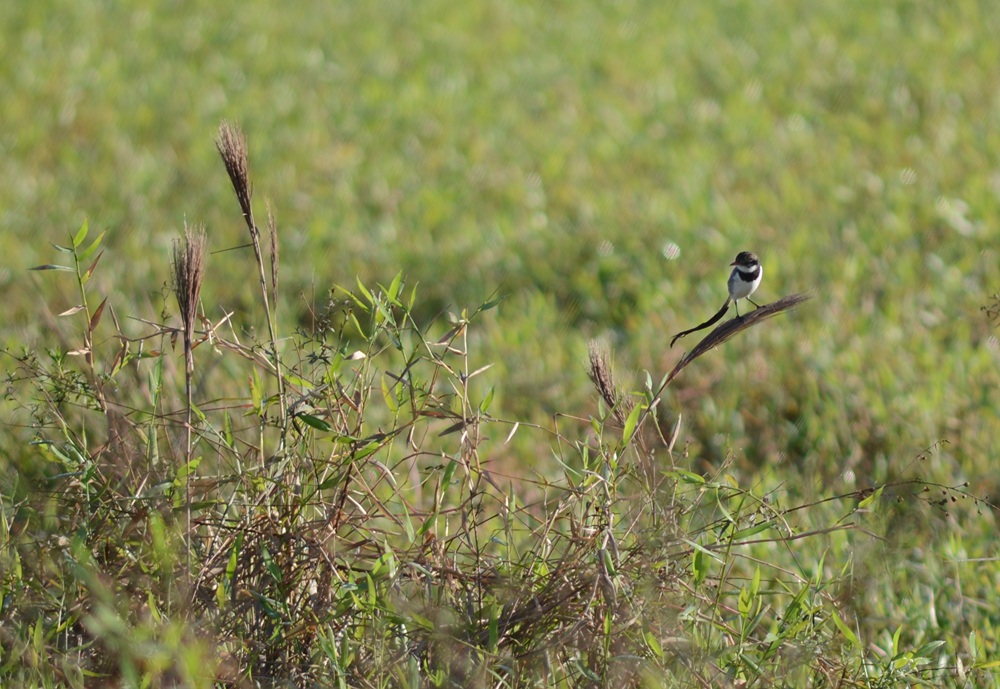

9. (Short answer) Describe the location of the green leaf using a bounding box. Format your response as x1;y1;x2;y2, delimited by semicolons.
72;220;89;248
79;230;106;262
731;521;774;540
666;468;706;485
173;456;202;484
831;610;861;650
285;374;312;388
191;401;206;423
355;276;374;305
261;546;282;584
387;270;403;303
891;625;903;656
644;630;664;659
249;369;263;415
298;413;331;432
441;458;459;486
622;402;644;445
858;485;884;510
381;374;398;413
691;546;708;586
479;386;495;413
29;264;74;272
739;567;760;618
417;511;437;537
480;292;506;312
914;640;945;658
223;411;234;449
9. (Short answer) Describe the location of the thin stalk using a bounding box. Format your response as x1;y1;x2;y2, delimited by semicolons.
172;225;206;571
215;121;288;462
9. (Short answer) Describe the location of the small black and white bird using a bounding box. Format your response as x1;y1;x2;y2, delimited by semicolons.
726;250;762;317
670;250;764;347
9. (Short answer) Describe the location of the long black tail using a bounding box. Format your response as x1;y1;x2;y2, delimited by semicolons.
670;299;731;347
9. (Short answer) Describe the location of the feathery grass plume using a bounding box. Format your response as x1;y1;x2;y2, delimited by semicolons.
587;341;632;426
172;225;207;374
215;120;253;228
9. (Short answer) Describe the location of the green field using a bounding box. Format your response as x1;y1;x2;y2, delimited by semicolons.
2;1;1000;686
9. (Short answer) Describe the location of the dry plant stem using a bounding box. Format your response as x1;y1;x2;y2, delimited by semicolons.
172;225;206;569
216;120;288;458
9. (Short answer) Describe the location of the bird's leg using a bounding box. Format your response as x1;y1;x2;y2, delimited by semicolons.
748;298;761;309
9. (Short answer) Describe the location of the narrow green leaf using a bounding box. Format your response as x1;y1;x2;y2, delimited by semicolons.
442;459;458;486
381;374;398;413
173;456;202;484
731;521;774;540
223;411;234;449
858;485;884;510
72;220;89;248
298;413;331;432
914;640;945;658
387;271;403;303
666;468;706;485
644;631;664;659
355;276;374;305
739;582;754;618
479;386;495;414
417;511;437;537
622;402;644;445
79;230;106;262
249;369;263;415
191;401;206;422
831;610;861;650
480;293;506;312
285;374;312;388
29;264;74;272
401;507;414;543
691;547;708;586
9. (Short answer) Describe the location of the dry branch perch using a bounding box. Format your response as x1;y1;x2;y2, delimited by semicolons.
616;292;811;456
665;292;811;387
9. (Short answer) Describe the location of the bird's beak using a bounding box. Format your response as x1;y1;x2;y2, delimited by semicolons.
729;261;737;266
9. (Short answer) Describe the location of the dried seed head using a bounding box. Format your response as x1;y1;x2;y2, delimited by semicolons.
588;342;631;425
215;120;253;224
172;225;207;371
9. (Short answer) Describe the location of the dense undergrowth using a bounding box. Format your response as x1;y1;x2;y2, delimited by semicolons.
1;124;997;688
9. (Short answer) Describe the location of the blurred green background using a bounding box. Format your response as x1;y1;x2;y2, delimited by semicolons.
3;0;999;496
